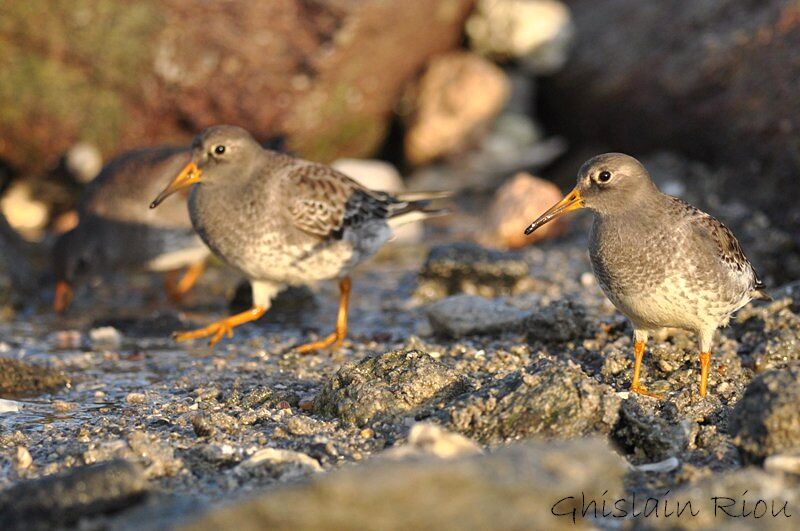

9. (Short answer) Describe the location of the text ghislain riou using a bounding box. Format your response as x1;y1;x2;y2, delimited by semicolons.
551;491;793;524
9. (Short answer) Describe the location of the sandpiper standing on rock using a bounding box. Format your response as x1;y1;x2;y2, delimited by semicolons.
524;153;768;397
53;146;211;313
150;125;447;350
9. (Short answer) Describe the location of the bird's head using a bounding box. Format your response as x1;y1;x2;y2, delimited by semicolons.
150;125;261;209
52;226;99;313
524;153;658;235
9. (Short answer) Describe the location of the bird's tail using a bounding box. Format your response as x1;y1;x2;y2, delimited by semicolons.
388;191;452;228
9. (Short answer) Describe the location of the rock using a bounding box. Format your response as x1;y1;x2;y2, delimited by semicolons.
1;1;473;174
83;432;182;479
184;439;625;531
236;448;322;481
403;52;510;165
764;453;800;475
0;181;49;238
239;386;274;409
0;358;68;396
0;460;148;531
14;446;32;471
125;392;147;405
525;299;594;343
191;412;238;437
426;294;530;338
90;326;123;350
466;0;575;74
543;0;800;244
643;467;799;530
0;399;22;414
384;423;482;460
314;349;467;427
484;172;567;249
65;142;103;183
447;358;620;444
415;242;532;301
729;365;800;463
612;400;688;461
332;158;421;244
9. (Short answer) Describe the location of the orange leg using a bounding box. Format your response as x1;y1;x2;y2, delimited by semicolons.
165;261;206;302
699;351;711;397
295;277;351;354
630;340;663;398
175;306;266;346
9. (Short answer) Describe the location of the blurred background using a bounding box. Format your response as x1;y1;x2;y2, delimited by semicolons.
3;0;798;303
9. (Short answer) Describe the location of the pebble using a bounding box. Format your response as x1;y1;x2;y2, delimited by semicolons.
635;456;680;473
384;423;482;459
89;327;123;350
125;393;146;405
15;446;32;470
484;172;566;248
763;453;800;475
0;399;22;414
404;51;510;165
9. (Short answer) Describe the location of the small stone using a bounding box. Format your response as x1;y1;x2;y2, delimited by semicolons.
484;172;567;249
125;393;146;405
525;299;594;343
0;181;49;238
284;415;324;436
240;386;273;409
763;453;800;475
65;142;103;183
360;428;375;439
426;294;530;338
466;0;574;74
15;446;32;470
89;326;123;350
52;400;75;413
635;456;680;473
237;448;322;480
0;399;21;414
404;52;510;165
298;395;315;412
385;423;481;459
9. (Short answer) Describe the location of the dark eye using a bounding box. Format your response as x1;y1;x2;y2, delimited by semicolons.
214;145;226;155
597;170;612;183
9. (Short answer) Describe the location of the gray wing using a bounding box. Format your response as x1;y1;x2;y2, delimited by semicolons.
671;197;764;292
285;163;398;239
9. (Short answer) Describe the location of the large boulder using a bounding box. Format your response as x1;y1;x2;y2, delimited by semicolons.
0;0;473;173
543;0;800;234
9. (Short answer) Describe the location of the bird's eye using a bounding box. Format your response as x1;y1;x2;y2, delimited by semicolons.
214;145;226;155
597;170;612;183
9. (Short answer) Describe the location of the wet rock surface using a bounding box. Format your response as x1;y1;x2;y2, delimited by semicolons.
446;358;620;443
426;294;530;338
314;349;467;427
729;365;800;464
0;460;148;531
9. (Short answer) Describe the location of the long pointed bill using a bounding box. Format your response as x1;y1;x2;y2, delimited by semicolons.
524;187;584;235
150;162;202;209
54;281;74;314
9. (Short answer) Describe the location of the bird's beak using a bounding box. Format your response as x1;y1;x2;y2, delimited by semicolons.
524;187;584;235
150;162;202;209
54;281;74;314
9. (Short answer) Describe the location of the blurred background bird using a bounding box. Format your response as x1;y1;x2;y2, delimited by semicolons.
52;146;210;313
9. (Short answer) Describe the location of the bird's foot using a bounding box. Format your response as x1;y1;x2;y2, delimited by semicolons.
294;332;344;354
174;320;234;346
629;383;663;399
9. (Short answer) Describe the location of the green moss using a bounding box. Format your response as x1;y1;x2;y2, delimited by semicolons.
0;0;163;167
